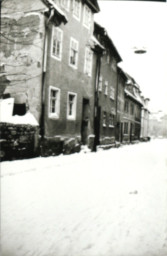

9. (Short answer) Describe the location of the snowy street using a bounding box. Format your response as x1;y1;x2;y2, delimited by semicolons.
1;139;167;256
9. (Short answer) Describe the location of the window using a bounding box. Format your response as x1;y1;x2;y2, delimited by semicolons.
130;103;134;115
49;86;60;118
98;76;103;91
124;122;129;134
103;111;107;127
107;54;110;64
51;27;63;60
110;87;115;100
69;37;79;68
83;5;92;29
67;92;77;120
84;47;93;76
61;0;70;11
104;81;108;95
124;100;129;113
109;114;114;127
73;0;81;21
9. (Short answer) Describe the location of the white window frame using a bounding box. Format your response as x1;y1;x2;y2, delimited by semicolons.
107;54;110;64
110;86;115;100
83;4;92;29
69;37;79;69
109;114;114;128
98;76;103;92
48;86;60;119
67;92;77;120
124;122;129;135
104;81;108;95
73;0;81;21
84;47;93;76
103;111;107;127
61;0;70;11
51;27;63;61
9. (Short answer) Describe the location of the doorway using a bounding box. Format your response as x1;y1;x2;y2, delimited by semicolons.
81;98;90;145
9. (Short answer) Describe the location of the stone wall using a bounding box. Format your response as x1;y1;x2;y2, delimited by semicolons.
0;123;39;161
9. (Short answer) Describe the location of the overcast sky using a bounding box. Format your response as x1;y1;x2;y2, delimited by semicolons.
95;0;167;114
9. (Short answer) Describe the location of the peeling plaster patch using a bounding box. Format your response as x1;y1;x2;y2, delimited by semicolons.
1;15;40;57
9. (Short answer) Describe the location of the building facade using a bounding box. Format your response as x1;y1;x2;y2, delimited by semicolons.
140;97;150;140
115;67;127;142
1;0;67;121
43;0;100;153
93;22;122;149
123;74;143;143
1;0;150;159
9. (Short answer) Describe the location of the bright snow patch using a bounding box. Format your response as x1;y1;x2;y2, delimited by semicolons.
0;111;39;126
1;139;167;256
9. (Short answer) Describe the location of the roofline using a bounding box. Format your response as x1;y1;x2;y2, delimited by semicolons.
94;22;122;63
125;89;143;106
117;67;127;81
42;0;68;24
84;0;100;13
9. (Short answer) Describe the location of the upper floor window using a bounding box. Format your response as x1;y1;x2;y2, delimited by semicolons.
61;0;70;11
73;0;81;21
130;103;134;115
104;81;108;95
110;87;115;100
124;100;129;113
84;47;93;76
67;92;77;120
83;5;92;29
51;27;63;61
98;76;103;92
69;37;79;69
107;54;110;64
49;86;60;119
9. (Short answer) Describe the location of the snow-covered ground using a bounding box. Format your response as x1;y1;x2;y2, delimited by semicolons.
1;139;167;256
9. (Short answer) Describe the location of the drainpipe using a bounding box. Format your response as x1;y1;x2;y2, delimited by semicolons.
115;67;120;141
93;51;101;151
40;9;54;139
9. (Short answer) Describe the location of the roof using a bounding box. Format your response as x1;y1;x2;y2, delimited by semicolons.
90;35;105;51
42;0;68;24
125;89;143;106
84;0;100;13
94;22;122;63
117;67;127;81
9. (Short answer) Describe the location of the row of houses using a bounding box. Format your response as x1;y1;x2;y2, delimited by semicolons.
0;0;150;159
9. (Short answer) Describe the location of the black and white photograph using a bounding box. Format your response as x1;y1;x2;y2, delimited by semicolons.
0;0;167;255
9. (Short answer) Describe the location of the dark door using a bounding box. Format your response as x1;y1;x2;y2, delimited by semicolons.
93;106;101;150
81;99;90;145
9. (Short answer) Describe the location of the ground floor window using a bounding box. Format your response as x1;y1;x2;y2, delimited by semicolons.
109;114;114;127
67;92;77;120
49;86;60;119
124;122;129;134
103;111;107;127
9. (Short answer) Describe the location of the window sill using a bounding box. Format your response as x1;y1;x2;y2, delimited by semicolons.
49;114;59;120
73;14;81;22
51;54;61;61
109;125;114;128
69;63;78;70
83;23;91;30
67;116;76;121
